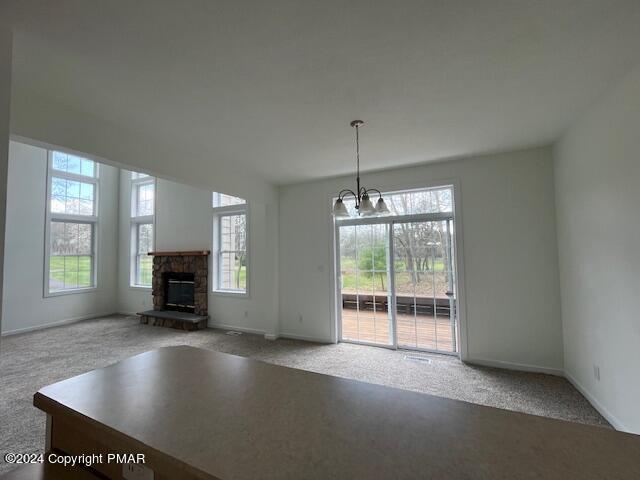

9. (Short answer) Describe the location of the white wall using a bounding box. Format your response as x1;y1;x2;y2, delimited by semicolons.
279;147;564;372
118;172;279;337
554;64;640;433
9;86;280;338
1;141;119;334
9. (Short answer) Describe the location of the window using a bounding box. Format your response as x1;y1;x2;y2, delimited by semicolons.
135;182;154;216
212;192;246;208
339;186;453;218
131;172;150;180
46;151;98;294
130;172;155;287
212;192;248;294
218;213;247;291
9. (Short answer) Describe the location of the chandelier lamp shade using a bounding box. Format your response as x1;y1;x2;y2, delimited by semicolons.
332;120;389;218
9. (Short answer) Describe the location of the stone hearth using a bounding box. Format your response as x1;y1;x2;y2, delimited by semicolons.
139;310;208;331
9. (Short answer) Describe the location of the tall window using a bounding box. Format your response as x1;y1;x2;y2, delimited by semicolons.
212;193;248;294
46;151;98;294
131;172;155;286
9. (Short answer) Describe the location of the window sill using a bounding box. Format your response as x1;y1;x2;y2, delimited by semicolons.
45;287;98;298
129;285;152;291
212;289;249;299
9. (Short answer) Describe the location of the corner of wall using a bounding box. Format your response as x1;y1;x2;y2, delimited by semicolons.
552;62;640;434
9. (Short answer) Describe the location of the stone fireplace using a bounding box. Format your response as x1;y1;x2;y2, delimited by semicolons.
138;251;209;330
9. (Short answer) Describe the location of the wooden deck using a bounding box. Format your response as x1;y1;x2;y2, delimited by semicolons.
341;308;455;352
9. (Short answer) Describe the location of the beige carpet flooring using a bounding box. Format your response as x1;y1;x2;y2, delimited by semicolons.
0;315;608;474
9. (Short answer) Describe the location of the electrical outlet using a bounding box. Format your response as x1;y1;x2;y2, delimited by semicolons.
244;310;249;318
123;463;154;480
298;314;303;323
593;365;600;381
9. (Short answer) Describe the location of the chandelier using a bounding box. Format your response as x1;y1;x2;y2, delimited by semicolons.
332;120;389;217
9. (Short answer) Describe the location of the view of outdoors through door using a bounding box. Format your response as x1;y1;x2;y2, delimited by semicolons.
339;224;392;346
393;220;456;352
337;186;458;354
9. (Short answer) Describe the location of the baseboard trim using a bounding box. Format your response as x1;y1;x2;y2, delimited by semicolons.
564;371;628;432
1;311;117;336
464;357;564;376
278;332;332;343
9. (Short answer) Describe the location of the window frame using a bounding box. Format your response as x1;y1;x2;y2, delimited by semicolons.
130;173;156;288
44;150;100;297
212;201;249;297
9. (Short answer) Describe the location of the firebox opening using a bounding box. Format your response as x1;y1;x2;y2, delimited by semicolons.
164;272;195;313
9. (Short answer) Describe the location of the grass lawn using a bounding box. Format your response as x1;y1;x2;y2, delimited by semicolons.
50;258;247;291
138;256;153;286
219;264;247;290
340;257;448;294
231;265;247;289
50;255;92;289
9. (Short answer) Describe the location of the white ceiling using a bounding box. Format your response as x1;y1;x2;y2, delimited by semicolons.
10;0;640;185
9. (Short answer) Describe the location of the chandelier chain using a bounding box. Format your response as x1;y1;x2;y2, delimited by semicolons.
355;124;361;199
356;124;360;180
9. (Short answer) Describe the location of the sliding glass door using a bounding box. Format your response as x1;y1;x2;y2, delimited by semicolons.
338;223;393;346
392;219;456;353
336;212;458;354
